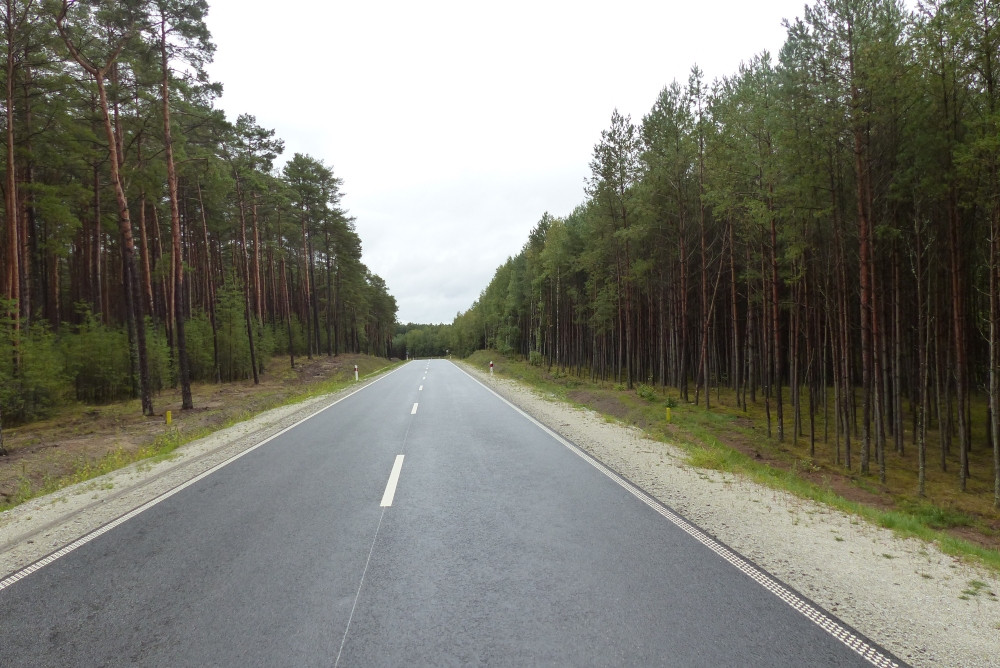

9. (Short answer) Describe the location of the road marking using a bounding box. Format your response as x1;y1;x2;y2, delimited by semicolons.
419;385;423;391
380;455;405;507
411;403;418;414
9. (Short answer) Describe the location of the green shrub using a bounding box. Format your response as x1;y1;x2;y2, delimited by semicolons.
184;310;218;382
61;309;132;403
637;383;657;402
0;313;71;422
16;324;70;419
529;350;543;366
215;283;252;381
145;318;170;392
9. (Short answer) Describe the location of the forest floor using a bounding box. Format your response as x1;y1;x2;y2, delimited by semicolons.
0;353;390;509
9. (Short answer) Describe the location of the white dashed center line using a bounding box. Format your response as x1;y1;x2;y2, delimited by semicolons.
411;403;418;415
380;455;405;507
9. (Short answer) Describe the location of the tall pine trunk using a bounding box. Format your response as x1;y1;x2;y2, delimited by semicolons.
235;180;259;384
160;17;191;409
4;0;19;361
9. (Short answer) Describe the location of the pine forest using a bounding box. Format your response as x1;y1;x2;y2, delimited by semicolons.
450;0;1000;507
4;0;1000;512
0;0;398;448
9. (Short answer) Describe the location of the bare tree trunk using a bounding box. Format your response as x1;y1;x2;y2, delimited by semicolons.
252;198;262;322
308;233;320;356
855;130;873;477
831;155;851;469
196;183;219;382
915;212;928;496
300;212;313;359
792;276;802;446
324;228;332;356
990;203;999;506
160;17;191;409
770;191;783;441
948;192;969;490
729;220;740;406
235;183;259;384
4;0;19;361
137;194;155;315
893;244;903;455
281;258;295;369
91;163;102;319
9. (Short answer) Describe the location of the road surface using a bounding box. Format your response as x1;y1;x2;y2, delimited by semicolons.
0;360;902;666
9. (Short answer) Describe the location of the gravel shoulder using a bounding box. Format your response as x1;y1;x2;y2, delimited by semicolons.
2;363;998;666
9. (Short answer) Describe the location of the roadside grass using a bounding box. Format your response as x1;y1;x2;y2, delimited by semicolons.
0;355;401;513
469;350;1000;572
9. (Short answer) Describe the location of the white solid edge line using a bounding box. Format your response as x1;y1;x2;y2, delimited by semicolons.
380;455;405;507
0;362;411;593
411;403;418;414
451;361;900;668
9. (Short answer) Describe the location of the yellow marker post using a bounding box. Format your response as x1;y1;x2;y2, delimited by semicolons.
166;410;172;426
665;407;672;423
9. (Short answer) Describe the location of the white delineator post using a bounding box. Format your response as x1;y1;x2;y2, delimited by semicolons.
489;360;494;376
355;364;359;382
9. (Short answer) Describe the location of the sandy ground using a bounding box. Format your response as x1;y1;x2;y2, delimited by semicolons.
2;364;999;666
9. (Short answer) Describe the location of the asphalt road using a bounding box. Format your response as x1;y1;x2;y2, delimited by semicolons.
0;360;902;667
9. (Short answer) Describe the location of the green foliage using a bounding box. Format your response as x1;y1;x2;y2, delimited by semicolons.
894;500;975;531
529;350;543;366
636;383;657;402
0;303;70;422
256;321;278;364
183;310;217;382
214;283;253;382
61;309;132;404
15;325;69;420
393;323;454;358
145;319;170;393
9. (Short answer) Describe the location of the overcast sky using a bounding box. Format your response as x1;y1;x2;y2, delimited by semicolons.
204;0;811;325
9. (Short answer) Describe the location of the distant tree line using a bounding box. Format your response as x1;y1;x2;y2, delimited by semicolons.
452;0;1000;506
392;323;453;359
0;0;396;442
